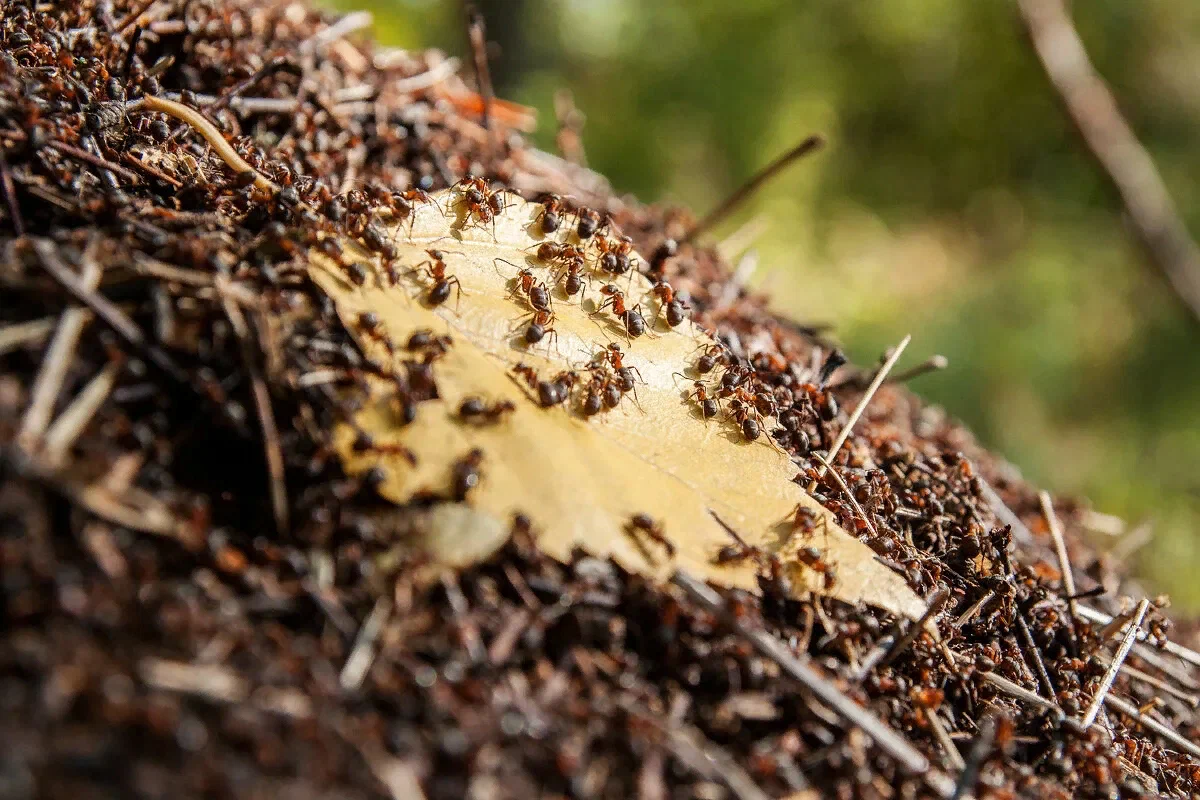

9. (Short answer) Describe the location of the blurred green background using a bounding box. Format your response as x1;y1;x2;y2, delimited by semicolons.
335;0;1200;610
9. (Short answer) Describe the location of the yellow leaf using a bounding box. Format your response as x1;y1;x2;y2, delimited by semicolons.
307;191;925;620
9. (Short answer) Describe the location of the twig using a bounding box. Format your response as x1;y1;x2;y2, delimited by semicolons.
811;452;877;536
553;89;587;167
1101;658;1199;709
876;587;949;671
0;318;55;355
950;716;997;800
139;657;247;703
340;597;392;691
1039;492;1078;624
831;354;948;391
1081;598;1149;728
622;695;771;800
981;671;1065;720
683;135;824;244
298;10;373;55
221;293;288;535
976;476;1035;547
1015;613;1056;699
31;239;192;389
1016;0;1200;325
954;590;995;627
1103;693;1200;760
466;8;495;141
42;362;121;464
926;708;966;772
390;57;461;95
46;140;142;183
809;335;910;488
0;147;23;237
672;571;938;782
19;240;103;448
1077;603;1200;670
115;0;158;34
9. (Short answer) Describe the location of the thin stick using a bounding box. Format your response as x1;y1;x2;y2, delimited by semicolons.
390;57;461;95
127;95;280;193
1103;693;1200;759
683;135;824;244
32;239;191;387
954;590;995;627
298;10;373;54
1100;658;1199;709
877;587;949;671
811;452;876;536
466;8;495;139
42;362;121;464
114;0;157;34
1081;598;1150;728
1016;0;1200;326
0;147;23;237
1015;613;1056;698
981;671;1065;720
340;597;392;691
0;318;55;355
809;335;910;488
222;294;288;536
976;475;1036;547
1039;492;1078;624
46;140;141;183
831;354;948;391
1077;603;1200;670
926;708;965;772
672;570;938;782
950;716;997;800
19;242;103;447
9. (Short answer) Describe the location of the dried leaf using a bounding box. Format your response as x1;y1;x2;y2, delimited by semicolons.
308;192;925;620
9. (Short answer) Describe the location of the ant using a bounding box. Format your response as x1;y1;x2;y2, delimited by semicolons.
673;377;719;420
593;233;635;276
591;343;643;402
411;250;464;309
386;187;440;239
625;513;676;559
575;207;603;239
693;343;729;374
453;176;505;235
591;285;649;340
406;329;453;356
356;311;394;354
522;309;559;351
535;195;566;235
796;545;837;590
530;241;586;266
351;429;416;465
708;511;794;599
512;362;573;408
555;257;587;298
451;447;484;501
650;281;688;328
459;396;516;425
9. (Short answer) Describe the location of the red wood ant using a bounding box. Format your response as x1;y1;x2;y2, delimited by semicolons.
458;396;516;425
796;544;837;590
535;195;566;235
530;241;586;266
708;511;793;599
386;187;440;239
673;376;719;420
411;250;464;309
406;329;453;357
452;176;505;236
555;257;586;298
522;309;559;351
625;513;676;559
591;344;643;402
650;281;689;328
351;429;416;465
593;233;635;276
575;207;602;239
356;311;394;354
693;343;729;374
511;362;573;408
591;285;649;340
451;447;484;501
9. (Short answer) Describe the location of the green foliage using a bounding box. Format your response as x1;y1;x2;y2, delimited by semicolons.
334;0;1200;609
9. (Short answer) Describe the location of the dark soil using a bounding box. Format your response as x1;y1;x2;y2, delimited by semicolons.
1;1;1197;798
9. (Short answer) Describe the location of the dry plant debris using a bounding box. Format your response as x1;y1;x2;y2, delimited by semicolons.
310;192;925;620
0;1;1198;799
